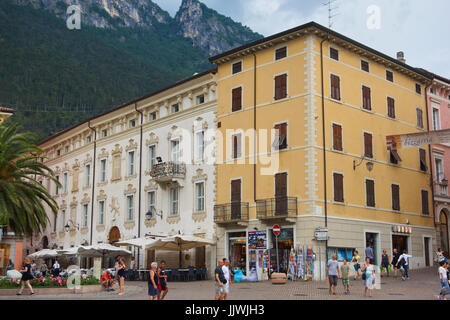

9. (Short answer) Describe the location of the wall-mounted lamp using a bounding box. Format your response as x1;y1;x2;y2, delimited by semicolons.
353;157;374;172
146;208;163;220
64;219;79;232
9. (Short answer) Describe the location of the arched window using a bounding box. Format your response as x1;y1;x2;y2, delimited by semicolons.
440;211;449;255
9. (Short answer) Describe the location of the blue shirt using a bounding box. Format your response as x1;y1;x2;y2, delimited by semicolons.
365;247;374;259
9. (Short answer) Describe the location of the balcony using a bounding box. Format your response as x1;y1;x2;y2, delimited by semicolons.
435;181;449;198
149;162;186;184
256;197;298;220
214;202;249;224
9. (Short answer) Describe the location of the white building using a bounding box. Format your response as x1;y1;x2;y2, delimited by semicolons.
24;70;218;276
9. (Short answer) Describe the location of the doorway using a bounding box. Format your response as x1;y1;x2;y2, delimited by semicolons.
365;232;379;265
440;211;449;257
270;227;294;273
392;235;409;253
424;237;431;267
228;231;246;273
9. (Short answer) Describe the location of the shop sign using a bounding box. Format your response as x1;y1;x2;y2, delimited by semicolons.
248;231;267;249
392;225;412;234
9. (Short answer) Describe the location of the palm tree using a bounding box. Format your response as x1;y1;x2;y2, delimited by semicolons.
0;122;60;236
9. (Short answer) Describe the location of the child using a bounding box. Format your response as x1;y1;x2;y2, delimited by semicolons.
438;261;450;300
341;259;350;294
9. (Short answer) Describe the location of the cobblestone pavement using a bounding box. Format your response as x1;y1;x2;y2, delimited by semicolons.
1;267;442;300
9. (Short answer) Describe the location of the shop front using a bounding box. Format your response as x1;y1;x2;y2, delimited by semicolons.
228;231;247;273
392;225;412;254
269;227;294;273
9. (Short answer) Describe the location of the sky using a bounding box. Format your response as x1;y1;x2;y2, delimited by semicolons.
152;0;450;77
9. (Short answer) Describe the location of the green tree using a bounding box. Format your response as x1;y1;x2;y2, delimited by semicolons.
0;121;60;236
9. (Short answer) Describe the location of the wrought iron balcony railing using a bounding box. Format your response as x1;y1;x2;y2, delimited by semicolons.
256;197;298;219
214;202;249;224
149;162;186;182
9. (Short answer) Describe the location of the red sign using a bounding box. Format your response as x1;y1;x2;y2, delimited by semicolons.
273;224;281;236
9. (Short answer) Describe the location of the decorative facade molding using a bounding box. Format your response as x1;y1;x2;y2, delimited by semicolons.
124;221;135;230
97;189;107;201
83;153;92;165
191;168;208;182
125;139;138;152
109;197;120;222
98;148;109;159
166;215;181;225
80;193;90;205
144;218;157;228
70;197;78;208
96;225;105;233
60;200;67;210
144;180;159;192
111;144;123;155
80;227;89;235
192;212;207;223
146;132;159;146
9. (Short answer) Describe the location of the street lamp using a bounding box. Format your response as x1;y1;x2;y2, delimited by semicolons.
353;157;374;172
64;219;79;232
145;207;163;220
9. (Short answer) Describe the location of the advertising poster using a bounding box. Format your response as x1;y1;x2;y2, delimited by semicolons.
93;257;102;280
248;231;267;249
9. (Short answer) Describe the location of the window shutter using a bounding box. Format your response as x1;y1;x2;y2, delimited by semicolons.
279;123;287;149
231;180;241;202
331;75;340;100
362;86;371;110
419;149;427;171
275;74;287;100
422;190;429;215
275;173;287;197
364;133;373;158
274;76;281;100
392;185;400;211
232;87;242;112
333;124;342;151
333;173;344;202
233;135;238;159
388;97;395;118
417;109;423;128
366;180;375;207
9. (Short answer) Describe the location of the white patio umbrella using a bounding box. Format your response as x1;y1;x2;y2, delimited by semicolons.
28;249;58;260
77;244;131;258
116;237;162;250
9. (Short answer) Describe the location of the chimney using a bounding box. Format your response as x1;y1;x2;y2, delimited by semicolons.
397;51;406;64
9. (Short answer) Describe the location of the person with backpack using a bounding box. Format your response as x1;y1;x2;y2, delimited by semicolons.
214;259;227;300
391;248;401;278
396;250;412;280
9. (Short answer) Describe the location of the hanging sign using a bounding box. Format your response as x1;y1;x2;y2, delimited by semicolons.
387;129;450;150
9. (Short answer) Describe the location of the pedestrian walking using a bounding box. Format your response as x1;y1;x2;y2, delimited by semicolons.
52;260;60;277
381;250;390;277
116;256;126;295
391;248;401;277
351;250;361;280
326;254;340;296
365;243;374;264
437;248;447;264
214;259;227;300
396;250;412;280
437;261;450;300
340;259;350;294
148;262;159;300
157;260;169;300
16;258;35;296
361;257;375;298
130;256;136;270
222;258;232;300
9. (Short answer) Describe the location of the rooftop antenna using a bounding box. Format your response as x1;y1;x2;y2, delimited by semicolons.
323;0;339;29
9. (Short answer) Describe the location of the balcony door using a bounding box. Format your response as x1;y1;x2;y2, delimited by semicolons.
275;172;288;215
231;179;241;220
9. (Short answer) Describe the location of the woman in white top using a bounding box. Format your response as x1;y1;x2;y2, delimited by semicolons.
361;257;375;297
53;261;60;277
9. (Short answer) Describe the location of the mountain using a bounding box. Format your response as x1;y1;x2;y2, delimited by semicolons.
175;0;263;56
0;0;262;141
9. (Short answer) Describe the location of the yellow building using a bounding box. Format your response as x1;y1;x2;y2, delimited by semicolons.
210;22;434;278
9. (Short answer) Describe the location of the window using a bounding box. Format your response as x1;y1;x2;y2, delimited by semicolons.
102;129;108;138
148;145;156;170
63;172;68;193
65;146;69;153
196;131;205;161
98;200;105;225
147;191;156;218
361;60;370;72
416;108;423;128
232;87;242;112
196;95;205;105
275;46;287;60
391;184;400;211
422;190;429;215
232;133;242;159
112;155;121;180
386;70;394;82
195;181;205;212
419;149;427;172
366;179;375;207
330;47;339;61
53;212;57;232
128;151;135;176
85;164;90;187
232;61;242;74
129;119;136;128
416;83;422;95
364;132;373;158
362;86;371;110
332;123;343;151
100;159;106;182
430;87;435;94
149;112;157;121
170;188;179;216
274;74;287;100
170;140;180;163
82;204;88;227
333;173;344;203
57;149;61;156
126;195;134;220
55;175;59;195
273;123;287;150
171;104;179;113
330;74;341;101
433;107;441;130
86;136;92;144
61;210;66;231
387;97;395;118
435;158;444;182
389;149;402;164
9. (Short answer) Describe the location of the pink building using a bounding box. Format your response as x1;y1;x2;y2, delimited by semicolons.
422;70;450;256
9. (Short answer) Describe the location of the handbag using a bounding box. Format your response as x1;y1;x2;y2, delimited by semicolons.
362;271;366;280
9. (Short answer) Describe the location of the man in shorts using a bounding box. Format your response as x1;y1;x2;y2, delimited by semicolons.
327;254;340;296
222;259;232;300
157;260;169;300
100;270;114;292
214;259;226;300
